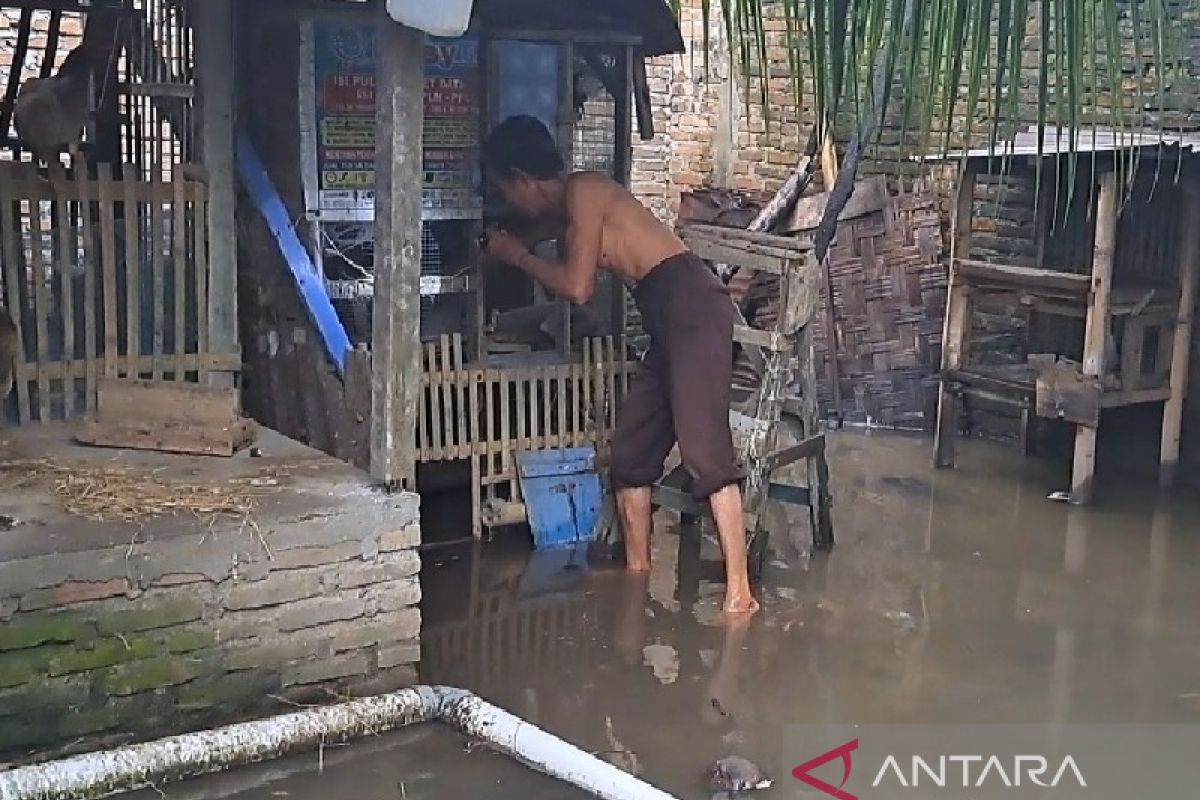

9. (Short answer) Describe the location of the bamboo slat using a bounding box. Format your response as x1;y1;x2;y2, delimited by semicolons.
439;335;454;457
28;199;51;422
150;186;165;380
12;353;241;383
1;175;30;422
123;167;143;378
194;197;208;377
78;169;99;413
53;167;76;418
97;165;120;379
454;334;467;459
172;172;187;381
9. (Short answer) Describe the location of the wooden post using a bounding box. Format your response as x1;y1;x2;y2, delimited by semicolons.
1071;170;1119;504
933;163;976;468
1159;176;1200;489
371;14;425;487
194;0;238;388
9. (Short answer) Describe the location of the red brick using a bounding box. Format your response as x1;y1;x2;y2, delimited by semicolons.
20;579;128;612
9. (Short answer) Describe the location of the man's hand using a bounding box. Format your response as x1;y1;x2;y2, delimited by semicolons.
484;228;529;267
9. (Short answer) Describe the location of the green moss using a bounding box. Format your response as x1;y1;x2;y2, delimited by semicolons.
56;705;121;738
96;599;204;635
46;636;156;676
103;656;204;696
0;614;95;652
175;670;276;712
164;629;217;654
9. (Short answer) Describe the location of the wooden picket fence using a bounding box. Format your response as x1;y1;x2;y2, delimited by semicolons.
0;162;237;424
416;333;634;536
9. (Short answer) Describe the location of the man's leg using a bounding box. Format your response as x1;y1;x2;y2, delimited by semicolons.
610;357;675;572
709;484;759;613
617;486;653;571
664;262;754;616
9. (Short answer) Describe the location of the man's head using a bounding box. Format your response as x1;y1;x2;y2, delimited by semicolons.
482;115;564;216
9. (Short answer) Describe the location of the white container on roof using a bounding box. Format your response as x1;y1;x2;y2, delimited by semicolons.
387;0;474;36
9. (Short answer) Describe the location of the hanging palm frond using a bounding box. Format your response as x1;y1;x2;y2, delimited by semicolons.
678;0;1190;168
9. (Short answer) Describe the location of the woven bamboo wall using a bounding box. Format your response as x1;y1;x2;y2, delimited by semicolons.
817;190;946;426
726;188;945;426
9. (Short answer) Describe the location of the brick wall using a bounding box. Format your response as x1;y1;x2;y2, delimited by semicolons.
0;491;421;761
632;0;1200;226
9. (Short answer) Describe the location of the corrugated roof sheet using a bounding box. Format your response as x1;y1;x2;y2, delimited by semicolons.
926;125;1200;161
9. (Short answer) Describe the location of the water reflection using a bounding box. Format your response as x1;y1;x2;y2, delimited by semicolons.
419;432;1200;798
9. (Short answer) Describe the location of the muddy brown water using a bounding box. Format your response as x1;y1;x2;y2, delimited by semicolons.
134;431;1200;800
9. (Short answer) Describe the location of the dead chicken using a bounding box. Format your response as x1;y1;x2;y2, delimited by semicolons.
13;47;95;176
708;756;772;794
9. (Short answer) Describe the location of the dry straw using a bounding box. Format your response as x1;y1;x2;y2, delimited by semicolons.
0;458;270;523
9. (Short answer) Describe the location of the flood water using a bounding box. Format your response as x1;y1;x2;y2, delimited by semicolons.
140;431;1200;799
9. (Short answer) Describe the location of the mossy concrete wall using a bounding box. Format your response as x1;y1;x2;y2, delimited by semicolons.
0;486;421;763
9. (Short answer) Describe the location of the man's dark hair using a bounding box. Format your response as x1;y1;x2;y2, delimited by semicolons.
483;115;564;181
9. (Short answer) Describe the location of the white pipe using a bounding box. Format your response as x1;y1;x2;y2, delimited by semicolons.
0;686;680;800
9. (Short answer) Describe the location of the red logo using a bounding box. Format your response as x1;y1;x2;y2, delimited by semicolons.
792;739;860;800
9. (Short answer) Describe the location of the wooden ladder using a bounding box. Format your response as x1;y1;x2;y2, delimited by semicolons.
650;224;835;574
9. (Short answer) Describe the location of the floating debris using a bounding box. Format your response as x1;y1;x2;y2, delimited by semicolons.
709;756;772;793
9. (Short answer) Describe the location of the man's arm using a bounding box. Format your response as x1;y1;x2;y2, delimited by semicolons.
486;177;604;305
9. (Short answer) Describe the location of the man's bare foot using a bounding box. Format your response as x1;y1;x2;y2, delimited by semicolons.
625;558;651;573
722;588;760;615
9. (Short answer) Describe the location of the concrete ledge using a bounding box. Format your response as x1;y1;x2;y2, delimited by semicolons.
0;423;422;761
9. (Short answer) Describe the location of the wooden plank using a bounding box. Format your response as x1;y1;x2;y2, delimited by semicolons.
1120;317;1146;392
1071;171;1119;505
76;417;257;457
194;195;209;379
415;347;429;460
439;335;454;457
194;0;238;387
682;237;793;275
1159;178;1200;488
123;167;143;378
516;370;529;450
499;367;512;493
766;434;827;471
455;334;468;459
784;177;888;233
428;341;443;459
97;164;120;380
582;338;592;433
171;171;187;381
934;165;977;468
52;167;76;417
733;325;788;351
28;198;52;422
78;168;99;414
1036;365;1101;426
13;353;240;383
150;180;165;380
557;364;567;448
370;12;424;485
606;336;618;431
683;223;814;251
955;258;1091;296
96;377;239;424
1;173;31;423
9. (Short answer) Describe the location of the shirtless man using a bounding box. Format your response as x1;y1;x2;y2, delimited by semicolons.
481;115;759;615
